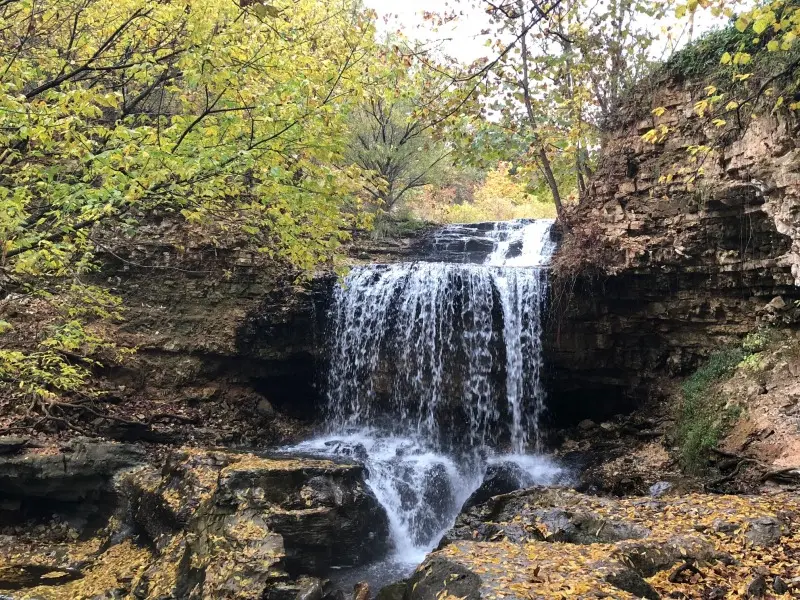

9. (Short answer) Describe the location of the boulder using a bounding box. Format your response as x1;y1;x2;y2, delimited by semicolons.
745;517;783;547
0;448;390;600
352;582;369;600
375;581;406;600
441;487;649;548
0;440;145;502
408;541;660;600
461;462;533;511
612;535;718;578
124;449;391;576
649;481;672;497
0;437;29;456
405;556;481;600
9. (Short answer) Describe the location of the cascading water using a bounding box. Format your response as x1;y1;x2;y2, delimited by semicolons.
326;219;555;451
284;219;562;588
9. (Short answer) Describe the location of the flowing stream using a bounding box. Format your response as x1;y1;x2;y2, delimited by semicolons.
284;219;563;588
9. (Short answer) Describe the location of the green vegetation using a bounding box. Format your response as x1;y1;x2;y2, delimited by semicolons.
663;25;756;80
677;347;744;474
676;329;777;473
368;211;431;241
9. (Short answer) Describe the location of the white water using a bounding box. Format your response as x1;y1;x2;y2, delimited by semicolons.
326;219;556;452
284;430;563;578
283;219;562;585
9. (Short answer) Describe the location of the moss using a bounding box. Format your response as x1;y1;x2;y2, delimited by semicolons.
676;328;782;473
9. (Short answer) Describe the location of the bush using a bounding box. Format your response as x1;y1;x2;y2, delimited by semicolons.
369;210;430;241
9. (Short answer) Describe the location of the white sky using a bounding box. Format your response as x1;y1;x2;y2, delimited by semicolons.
364;0;729;64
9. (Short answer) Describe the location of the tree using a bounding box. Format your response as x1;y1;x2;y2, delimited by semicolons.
346;96;453;210
0;0;377;416
426;0;671;219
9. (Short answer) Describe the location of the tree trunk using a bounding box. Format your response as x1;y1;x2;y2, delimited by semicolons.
537;145;567;223
518;1;567;226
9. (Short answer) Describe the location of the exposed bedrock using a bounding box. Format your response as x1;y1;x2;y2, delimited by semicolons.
79;215;432;444
0;442;390;599
544;82;800;426
398;486;800;600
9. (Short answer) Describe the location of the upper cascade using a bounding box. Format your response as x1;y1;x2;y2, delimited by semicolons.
325;219;556;452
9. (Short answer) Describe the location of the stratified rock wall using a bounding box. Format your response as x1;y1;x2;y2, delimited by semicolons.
88;216;428;443
546;82;800;425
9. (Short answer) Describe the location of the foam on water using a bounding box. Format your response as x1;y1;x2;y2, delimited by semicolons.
284;430;562;566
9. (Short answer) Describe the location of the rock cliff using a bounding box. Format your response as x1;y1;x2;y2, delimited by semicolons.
14;216;431;446
546;81;800;426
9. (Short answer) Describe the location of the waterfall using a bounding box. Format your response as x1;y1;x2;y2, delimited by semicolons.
326;218;555;452
283;219;561;583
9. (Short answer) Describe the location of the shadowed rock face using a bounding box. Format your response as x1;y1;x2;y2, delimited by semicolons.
0;444;390;600
545;83;800;426
0;440;145;502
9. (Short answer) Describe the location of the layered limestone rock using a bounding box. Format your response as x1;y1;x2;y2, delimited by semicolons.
0;216;430;446
547;82;800;424
0;443;389;600
402;487;800;600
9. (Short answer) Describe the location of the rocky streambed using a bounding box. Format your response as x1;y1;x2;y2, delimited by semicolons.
1;439;799;600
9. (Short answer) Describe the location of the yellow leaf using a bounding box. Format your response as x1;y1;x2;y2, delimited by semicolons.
735;17;749;32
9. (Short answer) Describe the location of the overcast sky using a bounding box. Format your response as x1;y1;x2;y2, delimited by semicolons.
363;0;728;64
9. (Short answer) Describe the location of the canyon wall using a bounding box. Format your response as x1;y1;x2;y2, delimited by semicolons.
88;82;800;440
545;81;800;426
90;218;428;445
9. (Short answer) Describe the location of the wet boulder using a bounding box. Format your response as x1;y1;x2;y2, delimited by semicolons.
441;487;649;548
125;449;391;577
405;556;481;600
461;462;533;511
